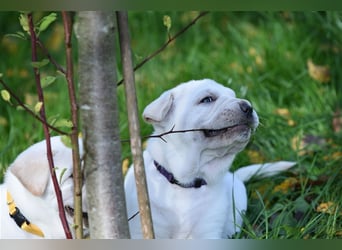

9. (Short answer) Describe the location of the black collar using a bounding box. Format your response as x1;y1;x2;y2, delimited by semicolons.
153;160;207;189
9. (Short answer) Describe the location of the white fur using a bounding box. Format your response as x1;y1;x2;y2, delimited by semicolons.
125;79;295;238
0;136;87;239
234;161;296;183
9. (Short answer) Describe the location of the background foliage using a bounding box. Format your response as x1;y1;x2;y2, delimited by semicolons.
0;11;341;238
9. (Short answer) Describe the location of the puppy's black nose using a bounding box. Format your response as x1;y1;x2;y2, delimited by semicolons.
239;101;253;116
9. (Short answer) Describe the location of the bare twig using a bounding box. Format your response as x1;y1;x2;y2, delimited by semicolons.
36;38;66;75
117;11;155;239
145;126;206;142
0;79;68;135
120;126;207;144
28;13;72;239
117;11;209;86
62;11;83;239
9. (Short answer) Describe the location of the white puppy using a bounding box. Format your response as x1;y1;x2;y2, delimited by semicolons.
0;136;88;239
125;79;295;238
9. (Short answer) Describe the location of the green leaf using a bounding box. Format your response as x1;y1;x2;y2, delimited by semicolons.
294;196;310;213
41;76;56;88
5;31;27;40
19;13;30;34
1;90;11;102
55;118;73;128
37;13;57;35
58;167;67;184
16;105;25;111
31;59;49;68
56;70;66;76
48;114;60;126
163;15;172;32
34;101;43;113
61;135;72;148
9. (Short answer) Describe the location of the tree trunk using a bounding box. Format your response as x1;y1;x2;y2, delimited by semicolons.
75;11;130;239
116;11;155;239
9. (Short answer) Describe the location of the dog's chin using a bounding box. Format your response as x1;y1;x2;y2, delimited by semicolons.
203;124;252;138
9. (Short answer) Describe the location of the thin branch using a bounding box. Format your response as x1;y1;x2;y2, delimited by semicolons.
117;11;209;86
117;11;155;239
0;79;68;135
62;11;83;239
120;126;208;144
145;126;206;142
28;13;72;239
36;38;66;75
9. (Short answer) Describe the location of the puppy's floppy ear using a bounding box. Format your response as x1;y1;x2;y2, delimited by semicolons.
10;144;50;197
143;90;173;123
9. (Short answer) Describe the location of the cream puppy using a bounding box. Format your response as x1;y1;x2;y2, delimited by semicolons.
125;79;295;238
0;136;88;239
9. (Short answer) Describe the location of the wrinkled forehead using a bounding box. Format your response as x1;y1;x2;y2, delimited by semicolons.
174;80;236;99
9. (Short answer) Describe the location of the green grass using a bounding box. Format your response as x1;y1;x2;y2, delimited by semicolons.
0;11;341;238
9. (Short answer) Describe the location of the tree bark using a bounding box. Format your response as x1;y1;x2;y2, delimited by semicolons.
61;11;83;239
75;11;130;239
117;11;155;239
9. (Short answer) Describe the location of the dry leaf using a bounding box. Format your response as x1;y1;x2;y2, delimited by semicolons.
332;108;342;133
248;47;257;56
46;24;64;51
316;201;340;215
246;149;265;163
250;182;269;199
19;69;29;78
275;108;290;117
335;231;342;237
307;58;331;83
275;108;296;126
0;116;8;126
273;177;298;193
287;119;296;126
122;158;130;176
323;151;342;161
24;93;38;106
142;140;148;150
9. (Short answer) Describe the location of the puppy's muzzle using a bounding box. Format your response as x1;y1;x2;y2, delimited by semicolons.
239;101;253;118
203;100;257;138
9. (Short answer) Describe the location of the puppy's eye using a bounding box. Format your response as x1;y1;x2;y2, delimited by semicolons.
200;96;215;103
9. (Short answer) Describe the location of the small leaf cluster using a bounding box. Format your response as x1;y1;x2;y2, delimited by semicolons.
7;12;57;40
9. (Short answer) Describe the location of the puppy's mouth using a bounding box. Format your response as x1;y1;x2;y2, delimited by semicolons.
203;124;251;137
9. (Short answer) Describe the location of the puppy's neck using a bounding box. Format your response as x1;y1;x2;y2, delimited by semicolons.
153;160;207;188
146;139;232;186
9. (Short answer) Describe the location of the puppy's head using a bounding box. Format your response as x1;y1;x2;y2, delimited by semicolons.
143;79;259;156
9;136;88;235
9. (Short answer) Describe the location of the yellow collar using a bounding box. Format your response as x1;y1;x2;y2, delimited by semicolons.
7;191;45;238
